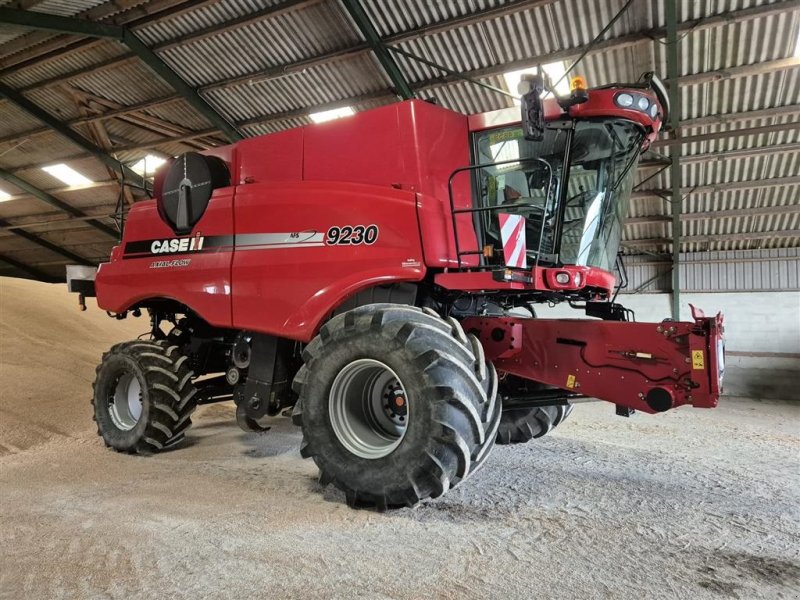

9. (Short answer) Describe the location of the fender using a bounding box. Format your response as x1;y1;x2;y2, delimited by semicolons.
283;271;424;341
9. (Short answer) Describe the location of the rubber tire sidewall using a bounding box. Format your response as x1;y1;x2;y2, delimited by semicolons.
300;328;473;497
94;353;152;451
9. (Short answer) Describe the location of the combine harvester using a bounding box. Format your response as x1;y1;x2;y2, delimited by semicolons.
70;72;724;509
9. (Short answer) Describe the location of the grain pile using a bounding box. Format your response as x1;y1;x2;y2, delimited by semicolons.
0;276;143;454
1;275;798;599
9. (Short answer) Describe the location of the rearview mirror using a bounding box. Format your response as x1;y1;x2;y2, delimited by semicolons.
519;73;546;142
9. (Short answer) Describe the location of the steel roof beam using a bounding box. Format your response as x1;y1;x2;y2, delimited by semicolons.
0;0;194;72
0;217;95;266
680;104;800;128
0;180;120;202
408;3;800;92
0;7;121;38
641;142;800;168
632;175;800;199
665;0;682;318
5;0;791;99
340;0;414;100
623;230;800;248
7;101;797;177
5;94;797;158
0;167;119;239
626;204;800;225
0;253;58;282
651;122;799;148
0;7;242;143
0;211;121;232
0;82;149;192
0;1;795;147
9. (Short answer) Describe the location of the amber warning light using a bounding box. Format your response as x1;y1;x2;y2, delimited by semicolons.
570;75;587;92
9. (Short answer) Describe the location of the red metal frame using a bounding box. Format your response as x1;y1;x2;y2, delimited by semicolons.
434;265;617;297
463;309;724;413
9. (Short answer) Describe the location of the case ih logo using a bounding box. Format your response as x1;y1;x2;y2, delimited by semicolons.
122;231;328;259
123;234;232;258
150;236;204;254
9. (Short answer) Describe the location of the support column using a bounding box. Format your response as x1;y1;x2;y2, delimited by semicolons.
666;0;682;320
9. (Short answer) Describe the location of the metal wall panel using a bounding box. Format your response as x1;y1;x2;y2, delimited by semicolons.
622;248;800;292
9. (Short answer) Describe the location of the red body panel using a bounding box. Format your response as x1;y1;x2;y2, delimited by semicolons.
238;129;303;184
97;190;235;328
231;181;425;341
97;91;665;339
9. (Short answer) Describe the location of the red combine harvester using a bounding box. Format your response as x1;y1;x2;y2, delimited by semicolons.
70;73;724;509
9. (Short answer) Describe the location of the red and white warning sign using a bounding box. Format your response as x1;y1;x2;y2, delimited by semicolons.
498;213;527;269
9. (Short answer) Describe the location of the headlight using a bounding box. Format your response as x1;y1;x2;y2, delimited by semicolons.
555;272;570;285
614;91;659;120
616;93;634;107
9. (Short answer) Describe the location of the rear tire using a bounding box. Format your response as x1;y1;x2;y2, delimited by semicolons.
292;304;497;509
92;340;198;454
496;404;573;445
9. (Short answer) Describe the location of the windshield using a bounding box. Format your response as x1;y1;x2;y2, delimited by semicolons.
472;119;644;270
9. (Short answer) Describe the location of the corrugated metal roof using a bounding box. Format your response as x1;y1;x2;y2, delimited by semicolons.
1;39;127;90
27;0;110;16
0;0;798;279
151;2;360;87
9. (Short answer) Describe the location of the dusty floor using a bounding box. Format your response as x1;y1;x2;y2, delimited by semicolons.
1;277;799;600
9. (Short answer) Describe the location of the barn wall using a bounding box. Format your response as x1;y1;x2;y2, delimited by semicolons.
622;248;800;293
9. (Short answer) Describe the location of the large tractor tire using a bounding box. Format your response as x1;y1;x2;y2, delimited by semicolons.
92;340;198;454
496;404;574;445
292;304;498;509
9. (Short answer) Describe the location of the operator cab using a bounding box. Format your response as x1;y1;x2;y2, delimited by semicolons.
472;117;643;272
447;72;668;301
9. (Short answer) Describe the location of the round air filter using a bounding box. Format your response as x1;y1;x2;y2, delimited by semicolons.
158;152;230;235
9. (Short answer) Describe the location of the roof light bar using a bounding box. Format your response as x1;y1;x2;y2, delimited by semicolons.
131;155;167;177
41;164;92;186
309;107;355;123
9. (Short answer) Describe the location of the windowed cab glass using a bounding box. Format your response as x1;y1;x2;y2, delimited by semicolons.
470;117;644;272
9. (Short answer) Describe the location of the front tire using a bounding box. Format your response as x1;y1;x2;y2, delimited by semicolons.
292;304;497;509
496;404;574;444
92;340;197;454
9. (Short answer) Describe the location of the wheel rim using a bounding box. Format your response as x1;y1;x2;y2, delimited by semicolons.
109;372;143;431
329;359;409;459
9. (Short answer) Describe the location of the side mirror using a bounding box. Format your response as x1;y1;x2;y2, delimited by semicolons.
520;73;546;142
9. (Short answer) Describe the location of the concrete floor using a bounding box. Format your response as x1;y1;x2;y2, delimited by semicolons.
1;278;799;599
1;397;798;599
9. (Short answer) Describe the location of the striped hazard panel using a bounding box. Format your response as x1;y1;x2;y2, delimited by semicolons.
498;213;527;269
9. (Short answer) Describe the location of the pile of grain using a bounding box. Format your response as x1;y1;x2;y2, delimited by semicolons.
0;276;144;454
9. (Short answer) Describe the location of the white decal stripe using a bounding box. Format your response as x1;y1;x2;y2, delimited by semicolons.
235;232;324;246
514;220;527;268
507;230;524;267
500;214;520;241
500;214;527;268
236;243;325;250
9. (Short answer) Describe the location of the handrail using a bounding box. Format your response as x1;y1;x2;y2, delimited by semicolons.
447;157;555;269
